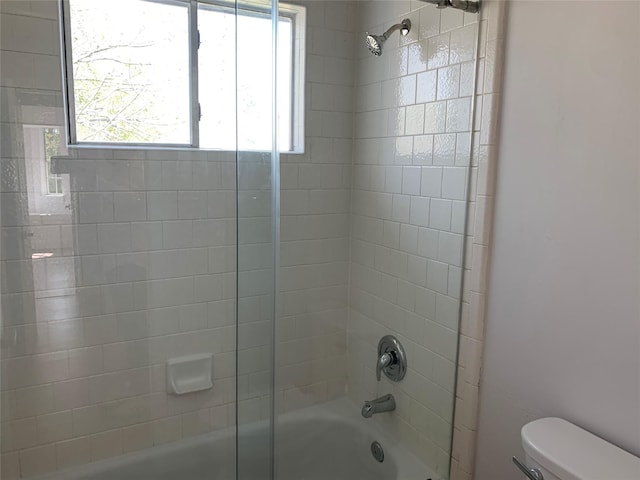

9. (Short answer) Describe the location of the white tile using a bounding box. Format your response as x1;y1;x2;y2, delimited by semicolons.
114;192;147;221
424;102;447;134
387;107;406;137
147;192;178;220
407;42;427;74
385;167;403;194
398;75;417;106
407;254;427;286
441;167;467;200
78;193;114;223
68;346;103;378
405;104;425;135
90;429;122;461
449;24;477;64
36;410;73;444
416;70;437;103
437;65;461;100
395;136;414;165
433;134;456;165
418;227;439;259
421;167;443;197
1;452;19;480
178;191;208;219
429;198;453;231
400;224;419;254
392;195;411;223
419;7;440;39
440;8;464;32
435;293;459;331
409;196;430;227
416;286;437;320
56;437;91;470
18;445;56;478
131;222;164;251
163;220;194;249
438;231;463;266
413;135;434;165
402;167;421;195
446;97;472;133
427;34;450;69
426;260;449;295
97;223;132;254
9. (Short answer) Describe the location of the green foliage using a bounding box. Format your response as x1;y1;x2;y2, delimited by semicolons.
71;4;164;143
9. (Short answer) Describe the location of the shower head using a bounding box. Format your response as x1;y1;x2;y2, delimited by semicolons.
365;18;411;56
366;34;385;56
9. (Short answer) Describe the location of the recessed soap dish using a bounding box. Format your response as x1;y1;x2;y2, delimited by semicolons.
166;353;213;395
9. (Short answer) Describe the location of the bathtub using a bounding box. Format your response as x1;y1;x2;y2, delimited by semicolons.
274;399;436;480
34;398;437;480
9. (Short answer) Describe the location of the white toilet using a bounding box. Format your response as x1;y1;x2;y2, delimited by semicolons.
520;417;640;480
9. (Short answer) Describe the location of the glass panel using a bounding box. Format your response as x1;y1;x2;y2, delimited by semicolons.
198;5;292;152
68;0;191;144
1;2;238;479
235;1;277;480
198;4;237;151
0;1;479;480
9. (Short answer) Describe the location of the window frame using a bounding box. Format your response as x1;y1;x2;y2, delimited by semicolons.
43;127;65;195
58;0;305;152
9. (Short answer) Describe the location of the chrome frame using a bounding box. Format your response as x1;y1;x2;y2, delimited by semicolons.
270;1;280;475
189;0;200;148
420;0;480;13
58;0;76;146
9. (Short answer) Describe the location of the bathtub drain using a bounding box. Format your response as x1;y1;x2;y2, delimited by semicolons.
370;441;384;463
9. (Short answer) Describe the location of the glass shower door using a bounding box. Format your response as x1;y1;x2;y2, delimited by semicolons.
0;0;275;478
233;1;278;480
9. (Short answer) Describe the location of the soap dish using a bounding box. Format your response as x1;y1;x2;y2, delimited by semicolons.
166;353;213;395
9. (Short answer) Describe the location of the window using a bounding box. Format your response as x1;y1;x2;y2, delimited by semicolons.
60;0;305;152
44;128;64;195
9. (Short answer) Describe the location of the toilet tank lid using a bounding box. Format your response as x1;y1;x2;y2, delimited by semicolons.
522;418;640;480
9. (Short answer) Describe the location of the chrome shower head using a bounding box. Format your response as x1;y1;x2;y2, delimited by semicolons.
366;34;385;56
365;18;411;57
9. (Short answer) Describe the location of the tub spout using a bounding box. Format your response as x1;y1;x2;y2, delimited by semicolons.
361;394;396;418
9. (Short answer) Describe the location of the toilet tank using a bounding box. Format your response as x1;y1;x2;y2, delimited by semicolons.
521;418;640;480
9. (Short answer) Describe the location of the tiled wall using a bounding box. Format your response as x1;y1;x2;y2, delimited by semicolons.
276;0;357;413
347;1;478;477
0;0;359;478
0;3;240;477
0;0;503;479
450;2;506;479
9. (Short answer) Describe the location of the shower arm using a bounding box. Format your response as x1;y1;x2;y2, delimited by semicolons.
420;0;480;14
381;23;403;40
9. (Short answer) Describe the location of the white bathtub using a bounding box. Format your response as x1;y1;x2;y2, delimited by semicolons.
34;398;437;480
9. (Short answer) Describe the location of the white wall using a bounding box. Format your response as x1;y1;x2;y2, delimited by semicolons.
276;0;356;413
475;2;640;479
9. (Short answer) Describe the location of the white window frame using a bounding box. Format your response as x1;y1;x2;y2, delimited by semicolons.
58;0;305;152
42;127;64;195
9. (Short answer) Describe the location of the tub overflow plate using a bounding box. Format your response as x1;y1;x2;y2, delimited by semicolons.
370;441;384;463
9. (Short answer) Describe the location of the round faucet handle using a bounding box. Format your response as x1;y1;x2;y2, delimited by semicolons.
376;336;407;382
